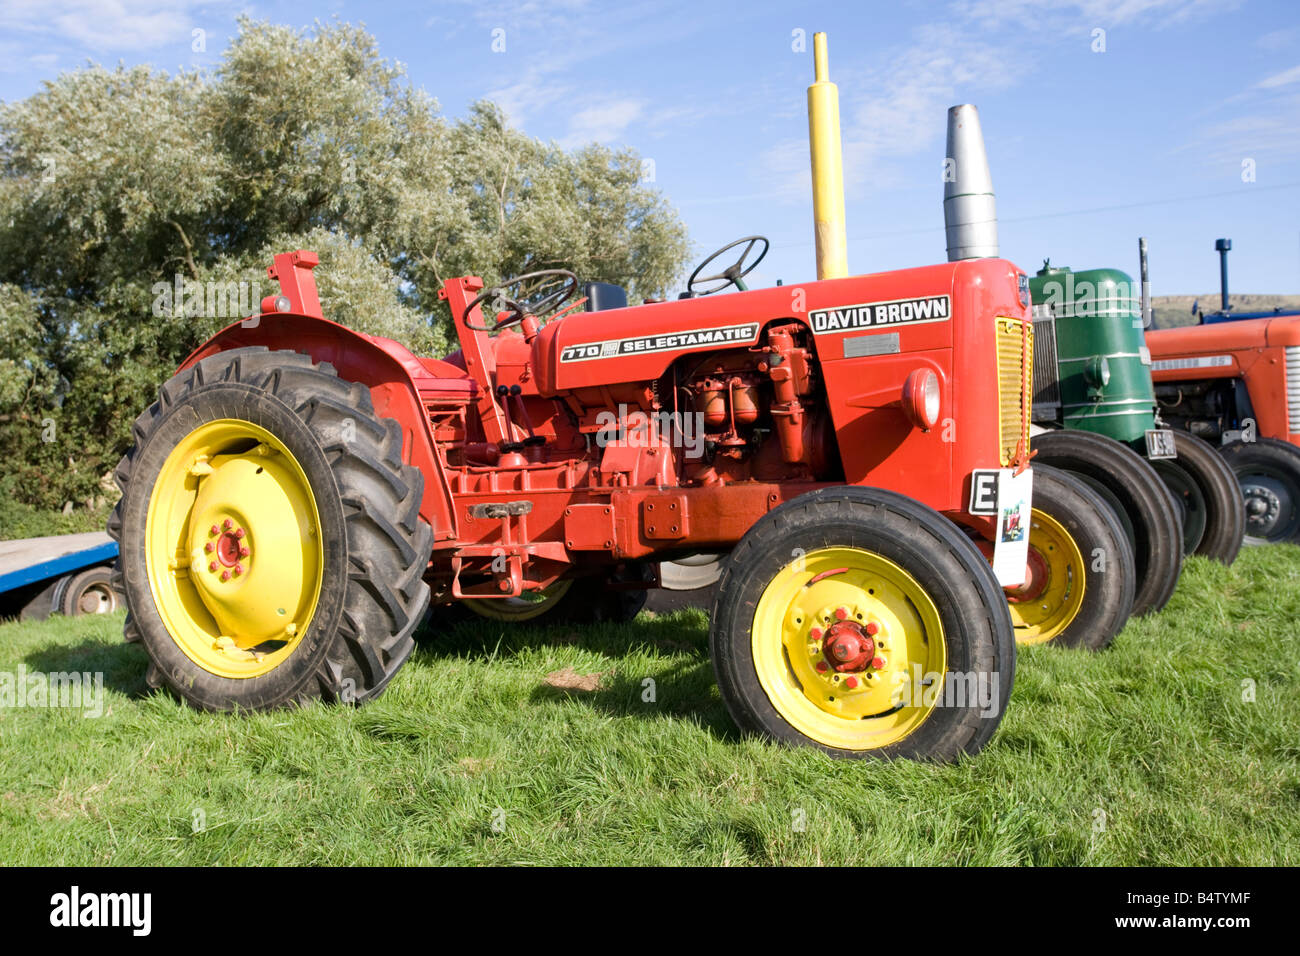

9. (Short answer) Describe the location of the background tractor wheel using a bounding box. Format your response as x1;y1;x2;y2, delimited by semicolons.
711;486;1015;762
1006;465;1135;650
53;565;122;617
455;564;651;624
108;347;432;712
1149;431;1244;563
1219;437;1300;545
1030;429;1182;615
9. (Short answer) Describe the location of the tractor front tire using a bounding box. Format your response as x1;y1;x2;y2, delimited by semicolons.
1007;465;1135;650
711;486;1015;762
1219;437;1300;545
109;347;432;711
1149;430;1244;563
1030;429;1182;615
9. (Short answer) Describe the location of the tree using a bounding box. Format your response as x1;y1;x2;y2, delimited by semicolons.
0;17;691;510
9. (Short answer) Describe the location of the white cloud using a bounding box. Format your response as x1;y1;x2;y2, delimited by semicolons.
560;97;645;147
0;0;226;54
1256;64;1300;90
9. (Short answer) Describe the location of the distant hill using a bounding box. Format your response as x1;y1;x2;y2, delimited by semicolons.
1151;294;1300;329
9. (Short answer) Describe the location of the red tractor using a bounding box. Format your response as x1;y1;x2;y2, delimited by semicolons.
109;34;1070;761
1145;239;1300;543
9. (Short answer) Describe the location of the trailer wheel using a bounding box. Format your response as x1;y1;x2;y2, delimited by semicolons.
54;566;122;616
108;347;432;711
1219;437;1300;544
1030;430;1182;615
1006;465;1135;650
1149;431;1244;563
711;486;1014;761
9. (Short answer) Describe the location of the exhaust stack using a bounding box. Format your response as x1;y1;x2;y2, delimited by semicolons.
807;32;848;280
1139;237;1152;328
943;105;998;261
1216;238;1232;311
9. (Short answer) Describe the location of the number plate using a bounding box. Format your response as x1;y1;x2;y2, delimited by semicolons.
1145;428;1177;460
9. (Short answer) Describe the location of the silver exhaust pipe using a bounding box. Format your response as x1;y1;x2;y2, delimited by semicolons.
943;104;998;261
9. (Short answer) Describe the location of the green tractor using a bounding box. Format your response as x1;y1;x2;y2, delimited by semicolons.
1028;254;1244;616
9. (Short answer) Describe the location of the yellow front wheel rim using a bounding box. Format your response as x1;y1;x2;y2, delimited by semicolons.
145;419;324;679
1006;509;1085;645
752;547;947;751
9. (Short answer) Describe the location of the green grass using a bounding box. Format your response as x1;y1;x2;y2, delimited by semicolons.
1;548;1298;866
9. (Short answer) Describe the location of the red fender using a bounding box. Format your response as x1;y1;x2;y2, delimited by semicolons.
177;312;457;544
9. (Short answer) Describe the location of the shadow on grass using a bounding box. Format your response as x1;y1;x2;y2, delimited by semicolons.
23;639;153;699
416;605;740;740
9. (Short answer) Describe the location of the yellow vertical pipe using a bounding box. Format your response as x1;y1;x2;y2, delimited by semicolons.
807;32;848;280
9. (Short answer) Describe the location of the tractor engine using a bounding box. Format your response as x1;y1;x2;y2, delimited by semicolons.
666;324;835;485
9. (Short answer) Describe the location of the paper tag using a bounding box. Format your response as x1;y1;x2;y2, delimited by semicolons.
991;468;1033;587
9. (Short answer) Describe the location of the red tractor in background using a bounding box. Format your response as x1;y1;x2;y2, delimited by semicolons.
109;34;1126;762
1145;239;1300;544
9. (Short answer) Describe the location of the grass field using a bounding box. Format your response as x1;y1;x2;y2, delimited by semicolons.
1;548;1297;866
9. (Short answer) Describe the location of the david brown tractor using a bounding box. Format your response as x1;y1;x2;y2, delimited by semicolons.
1026;252;1244;615
660;102;1141;650
1145;238;1300;544
109;35;1137;761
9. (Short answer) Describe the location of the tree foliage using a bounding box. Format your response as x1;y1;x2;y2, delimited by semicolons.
0;18;691;510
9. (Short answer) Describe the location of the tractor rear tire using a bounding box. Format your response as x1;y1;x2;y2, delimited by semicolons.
1219;437;1300;545
108;347;432;712
1007;465;1135;650
1030;429;1182;615
711;486;1015;762
1150;431;1244;563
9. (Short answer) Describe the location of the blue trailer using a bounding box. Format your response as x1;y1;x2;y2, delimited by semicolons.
0;532;120;620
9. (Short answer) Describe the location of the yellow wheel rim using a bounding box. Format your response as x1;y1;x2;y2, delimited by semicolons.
145;419;324;679
463;580;574;621
1006;509;1085;645
752;547;947;751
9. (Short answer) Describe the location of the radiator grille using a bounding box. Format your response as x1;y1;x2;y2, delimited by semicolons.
1030;304;1060;422
1288;346;1300;433
996;317;1033;466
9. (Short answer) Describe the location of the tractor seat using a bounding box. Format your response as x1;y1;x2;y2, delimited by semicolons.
584;281;627;312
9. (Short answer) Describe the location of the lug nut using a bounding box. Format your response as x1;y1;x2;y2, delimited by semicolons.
239;546;249;558
865;621;879;636
871;656;886;670
809;627;823;640
815;661;828;673
222;518;232;530
204;542;214;553
834;606;848;620
844;676;859;689
208;561;218;572
210;524;219;536
220;570;231;582
234;528;245;539
233;564;243;576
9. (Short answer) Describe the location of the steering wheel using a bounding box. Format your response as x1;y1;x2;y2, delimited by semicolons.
464;269;580;331
687;235;769;296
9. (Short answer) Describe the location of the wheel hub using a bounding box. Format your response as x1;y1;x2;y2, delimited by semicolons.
806;605;889;692
1005;546;1050;603
1243;481;1282;534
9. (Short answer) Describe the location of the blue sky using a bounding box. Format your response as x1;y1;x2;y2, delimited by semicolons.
2;0;1298;295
